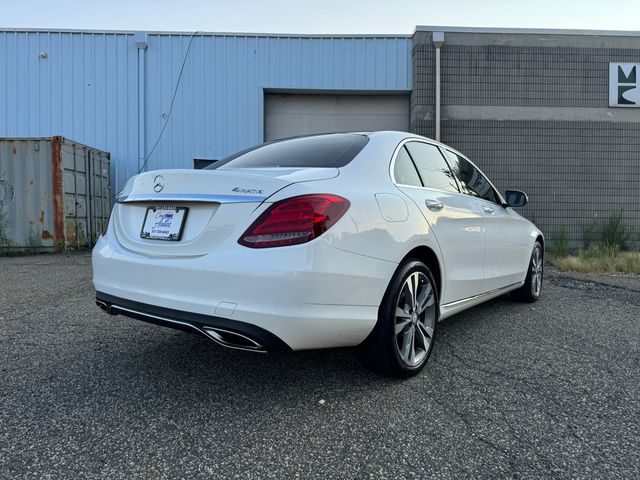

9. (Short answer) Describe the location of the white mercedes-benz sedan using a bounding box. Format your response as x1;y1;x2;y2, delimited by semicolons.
93;131;543;378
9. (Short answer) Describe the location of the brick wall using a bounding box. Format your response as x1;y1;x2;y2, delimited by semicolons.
441;120;640;247
411;31;640;248
440;45;640;107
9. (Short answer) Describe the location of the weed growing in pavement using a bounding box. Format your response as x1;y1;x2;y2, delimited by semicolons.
550;229;569;258
551;246;640;274
25;225;42;255
550;214;638;274
582;222;597;250
0;211;13;255
601;212;630;250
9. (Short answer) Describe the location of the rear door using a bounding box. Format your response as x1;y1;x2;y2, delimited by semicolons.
393;141;486;304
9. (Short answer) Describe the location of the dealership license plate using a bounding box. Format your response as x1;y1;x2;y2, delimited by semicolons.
140;206;188;241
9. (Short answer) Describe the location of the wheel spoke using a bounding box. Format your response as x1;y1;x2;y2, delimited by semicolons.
402;282;413;311
415;323;428;349
395;307;411;319
416;282;433;314
418;321;434;340
395;319;411;335
408;328;416;364
408;273;418;310
400;328;413;361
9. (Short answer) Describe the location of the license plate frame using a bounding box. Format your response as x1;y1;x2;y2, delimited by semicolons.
140;206;189;241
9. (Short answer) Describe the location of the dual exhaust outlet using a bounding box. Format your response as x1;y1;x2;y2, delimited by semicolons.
96;300;266;353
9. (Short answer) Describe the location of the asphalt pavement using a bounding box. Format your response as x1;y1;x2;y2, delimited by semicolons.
1;252;639;479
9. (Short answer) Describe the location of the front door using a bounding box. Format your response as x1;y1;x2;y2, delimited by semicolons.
443;149;529;292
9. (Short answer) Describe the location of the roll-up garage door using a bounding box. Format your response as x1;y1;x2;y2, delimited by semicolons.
264;93;410;141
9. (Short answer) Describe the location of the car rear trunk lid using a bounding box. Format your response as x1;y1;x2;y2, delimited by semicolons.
112;168;338;257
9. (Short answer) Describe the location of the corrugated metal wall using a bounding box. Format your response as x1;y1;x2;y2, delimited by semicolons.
0;31;412;192
0;137;110;250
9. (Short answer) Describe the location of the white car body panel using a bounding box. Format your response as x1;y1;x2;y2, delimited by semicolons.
93;226;395;349
482;204;536;291
92;131;543;352
396;185;486;304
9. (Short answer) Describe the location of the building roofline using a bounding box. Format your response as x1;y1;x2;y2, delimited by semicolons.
2;25;638;38
0;27;411;38
414;25;640;37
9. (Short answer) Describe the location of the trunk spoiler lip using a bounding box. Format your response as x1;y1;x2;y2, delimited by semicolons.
116;193;266;204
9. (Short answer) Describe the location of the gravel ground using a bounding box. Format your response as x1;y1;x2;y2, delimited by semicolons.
1;252;639;479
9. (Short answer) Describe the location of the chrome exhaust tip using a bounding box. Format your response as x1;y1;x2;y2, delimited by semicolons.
96;300;109;312
202;327;266;353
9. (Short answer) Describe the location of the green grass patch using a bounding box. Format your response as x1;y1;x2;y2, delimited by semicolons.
550;245;640;274
24;225;42;255
550;229;569;258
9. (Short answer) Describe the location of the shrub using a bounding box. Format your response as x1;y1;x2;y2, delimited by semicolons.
0;212;12;255
582;222;597;250
601;213;630;250
551;245;640;274
551;229;569;258
25;225;42;255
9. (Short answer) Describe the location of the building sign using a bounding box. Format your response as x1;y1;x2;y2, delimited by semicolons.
609;63;640;107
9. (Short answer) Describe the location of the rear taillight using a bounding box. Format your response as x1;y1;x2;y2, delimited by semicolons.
238;194;350;248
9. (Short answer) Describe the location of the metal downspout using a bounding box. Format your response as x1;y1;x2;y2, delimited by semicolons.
433;32;445;142
134;33;149;173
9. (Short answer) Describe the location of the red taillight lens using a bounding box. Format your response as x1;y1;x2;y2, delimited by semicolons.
238;194;350;248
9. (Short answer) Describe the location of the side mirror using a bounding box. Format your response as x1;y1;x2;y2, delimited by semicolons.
504;190;528;208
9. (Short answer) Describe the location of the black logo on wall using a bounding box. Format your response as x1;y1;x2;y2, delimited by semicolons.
610;63;640;107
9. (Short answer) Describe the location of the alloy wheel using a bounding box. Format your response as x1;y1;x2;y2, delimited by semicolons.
531;247;543;297
394;272;436;367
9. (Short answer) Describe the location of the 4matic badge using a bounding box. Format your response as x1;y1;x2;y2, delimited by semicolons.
232;187;264;195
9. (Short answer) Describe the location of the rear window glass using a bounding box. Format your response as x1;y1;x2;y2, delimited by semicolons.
208;134;369;169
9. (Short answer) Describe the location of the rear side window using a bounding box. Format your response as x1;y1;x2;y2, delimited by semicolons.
209;134;369;169
393;146;423;187
444;150;499;204
405;142;459;193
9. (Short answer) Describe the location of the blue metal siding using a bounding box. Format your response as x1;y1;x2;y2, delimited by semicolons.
0;31;139;191
0;31;412;191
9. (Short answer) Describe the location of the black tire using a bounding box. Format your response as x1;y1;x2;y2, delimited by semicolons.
512;241;543;303
358;259;439;378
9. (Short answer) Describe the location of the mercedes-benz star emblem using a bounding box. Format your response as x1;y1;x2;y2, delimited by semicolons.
153;175;165;193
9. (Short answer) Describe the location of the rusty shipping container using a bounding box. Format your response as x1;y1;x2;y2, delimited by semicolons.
0;137;111;251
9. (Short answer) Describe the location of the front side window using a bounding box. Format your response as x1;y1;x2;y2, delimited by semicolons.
405;142;459;193
444;150;499;204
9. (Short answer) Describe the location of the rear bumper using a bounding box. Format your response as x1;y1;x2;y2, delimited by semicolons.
92;225;397;350
96;292;290;352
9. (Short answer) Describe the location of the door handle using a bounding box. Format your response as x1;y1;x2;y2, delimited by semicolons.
425;200;444;212
482;205;494;214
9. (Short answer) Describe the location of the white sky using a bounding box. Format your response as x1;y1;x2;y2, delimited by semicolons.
1;0;639;34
